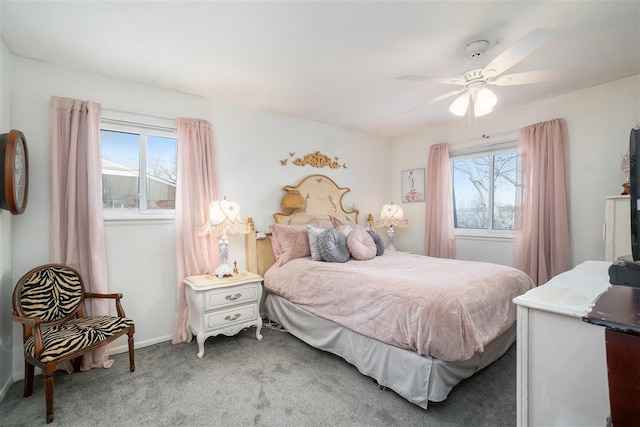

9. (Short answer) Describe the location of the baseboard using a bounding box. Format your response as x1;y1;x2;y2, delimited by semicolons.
109;334;172;355
10;334;173;383
0;373;13;403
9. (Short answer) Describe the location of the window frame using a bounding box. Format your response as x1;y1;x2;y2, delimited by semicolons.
100;111;178;221
450;138;521;238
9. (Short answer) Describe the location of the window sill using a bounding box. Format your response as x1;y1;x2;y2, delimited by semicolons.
103;211;175;224
455;231;514;242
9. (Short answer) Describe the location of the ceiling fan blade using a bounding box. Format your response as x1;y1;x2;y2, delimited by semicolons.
482;28;555;77
397;75;466;86
489;67;585;86
403;88;466;114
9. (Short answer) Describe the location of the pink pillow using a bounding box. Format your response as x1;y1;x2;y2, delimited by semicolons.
269;236;282;261
346;228;376;261
308;218;333;229
270;224;310;266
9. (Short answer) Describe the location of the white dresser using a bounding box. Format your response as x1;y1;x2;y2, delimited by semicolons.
185;271;263;358
513;261;611;426
604;195;630;261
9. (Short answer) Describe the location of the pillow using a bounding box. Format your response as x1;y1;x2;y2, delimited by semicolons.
270;236;282;261
367;230;385;256
307;225;325;261
336;224;354;237
330;214;370;231
346;228;377;261
269;224;310;266
308;218;333;229
317;228;351;263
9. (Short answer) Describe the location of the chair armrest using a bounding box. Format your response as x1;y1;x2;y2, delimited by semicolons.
84;292;123;300
11;312;45;357
84;293;127;318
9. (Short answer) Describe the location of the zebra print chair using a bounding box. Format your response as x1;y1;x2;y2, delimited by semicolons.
11;264;135;424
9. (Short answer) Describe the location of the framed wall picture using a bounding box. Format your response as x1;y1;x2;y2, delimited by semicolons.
401;168;425;203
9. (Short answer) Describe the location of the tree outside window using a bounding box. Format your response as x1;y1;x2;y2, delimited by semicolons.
452;151;521;231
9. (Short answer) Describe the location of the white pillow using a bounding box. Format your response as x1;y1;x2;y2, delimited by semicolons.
307;225;325;261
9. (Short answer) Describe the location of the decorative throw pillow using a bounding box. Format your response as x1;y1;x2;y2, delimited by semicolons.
317;228;351;263
307;225;325;261
346;228;377;261
308;218;333;229
367;230;385;256
336;224;354;237
270;224;310;266
270;236;282;261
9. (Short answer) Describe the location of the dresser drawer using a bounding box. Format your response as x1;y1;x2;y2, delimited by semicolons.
204;303;259;331
204;283;259;311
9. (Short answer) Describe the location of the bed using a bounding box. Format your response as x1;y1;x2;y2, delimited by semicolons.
245;174;534;409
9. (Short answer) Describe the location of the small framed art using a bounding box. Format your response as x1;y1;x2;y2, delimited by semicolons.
401;168;425;203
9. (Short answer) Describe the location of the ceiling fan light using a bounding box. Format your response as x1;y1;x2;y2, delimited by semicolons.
475;88;497;110
449;94;469;116
474;106;493;117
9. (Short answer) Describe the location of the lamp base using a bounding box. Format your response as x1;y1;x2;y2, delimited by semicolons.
214;263;234;278
387;243;398;251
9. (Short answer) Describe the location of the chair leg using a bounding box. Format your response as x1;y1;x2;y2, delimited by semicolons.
44;370;55;424
23;361;34;397
128;330;135;372
72;355;82;372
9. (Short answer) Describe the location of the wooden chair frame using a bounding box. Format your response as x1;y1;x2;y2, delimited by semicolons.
11;263;135;424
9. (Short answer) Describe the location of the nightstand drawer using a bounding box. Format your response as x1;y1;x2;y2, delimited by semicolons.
205;304;259;331
204;283;259;311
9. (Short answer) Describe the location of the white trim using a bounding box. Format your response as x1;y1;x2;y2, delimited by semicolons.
449;137;519;159
0;373;13;403
101;108;177;137
455;232;514;241
109;335;172;355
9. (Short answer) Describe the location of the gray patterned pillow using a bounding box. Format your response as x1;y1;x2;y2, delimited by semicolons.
367;230;385;256
318;228;351;263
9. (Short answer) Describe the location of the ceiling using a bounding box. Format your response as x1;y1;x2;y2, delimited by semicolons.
1;1;639;138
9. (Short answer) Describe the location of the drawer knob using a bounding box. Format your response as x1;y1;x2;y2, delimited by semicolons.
225;293;242;301
224;313;241;321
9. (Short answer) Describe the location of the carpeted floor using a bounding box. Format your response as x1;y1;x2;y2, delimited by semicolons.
0;326;516;426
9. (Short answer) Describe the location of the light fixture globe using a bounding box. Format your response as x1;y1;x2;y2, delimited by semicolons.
474;88;497;116
449;94;469;117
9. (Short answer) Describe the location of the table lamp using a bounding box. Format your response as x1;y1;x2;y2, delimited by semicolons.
375;202;408;251
199;197;250;277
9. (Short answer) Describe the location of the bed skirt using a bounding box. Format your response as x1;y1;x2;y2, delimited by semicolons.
264;293;515;409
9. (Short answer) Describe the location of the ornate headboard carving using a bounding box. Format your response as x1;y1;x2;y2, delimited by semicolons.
273;174;358;224
245;174;359;277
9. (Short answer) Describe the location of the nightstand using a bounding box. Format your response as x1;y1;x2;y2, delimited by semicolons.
184;271;263;358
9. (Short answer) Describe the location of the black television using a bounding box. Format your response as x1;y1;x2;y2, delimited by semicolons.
608;127;640;287
631;127;640;262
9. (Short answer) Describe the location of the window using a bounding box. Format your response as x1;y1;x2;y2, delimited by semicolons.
100;113;177;219
451;143;521;232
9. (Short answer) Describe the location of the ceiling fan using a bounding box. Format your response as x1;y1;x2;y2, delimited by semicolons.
400;28;575;117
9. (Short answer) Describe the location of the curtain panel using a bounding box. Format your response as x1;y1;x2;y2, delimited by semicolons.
50;96;112;370
172;118;220;344
424;143;456;259
514;118;571;285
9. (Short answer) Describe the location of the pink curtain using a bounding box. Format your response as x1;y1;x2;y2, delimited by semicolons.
50;96;112;370
172;118;220;344
514;118;571;285
424;143;456;258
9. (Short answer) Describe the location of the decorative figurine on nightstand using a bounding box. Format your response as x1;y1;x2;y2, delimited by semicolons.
198;197;251;277
233;261;239;275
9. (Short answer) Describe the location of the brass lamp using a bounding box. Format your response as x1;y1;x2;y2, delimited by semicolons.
375;202;408;251
280;189;306;213
199;197;250;277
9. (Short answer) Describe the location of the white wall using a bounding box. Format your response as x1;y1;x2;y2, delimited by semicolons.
391;75;640;269
9;56;390;378
0;30;14;400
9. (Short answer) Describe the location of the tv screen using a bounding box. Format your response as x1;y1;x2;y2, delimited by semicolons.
630;128;640;261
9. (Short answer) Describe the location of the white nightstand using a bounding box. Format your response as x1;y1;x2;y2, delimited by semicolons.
184;271;263;358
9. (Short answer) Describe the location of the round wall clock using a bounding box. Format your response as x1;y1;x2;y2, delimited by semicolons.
0;130;29;215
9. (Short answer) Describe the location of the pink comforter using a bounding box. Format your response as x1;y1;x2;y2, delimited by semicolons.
264;251;534;362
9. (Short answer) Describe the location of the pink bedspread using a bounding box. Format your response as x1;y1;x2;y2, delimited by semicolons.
264;251;534;362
